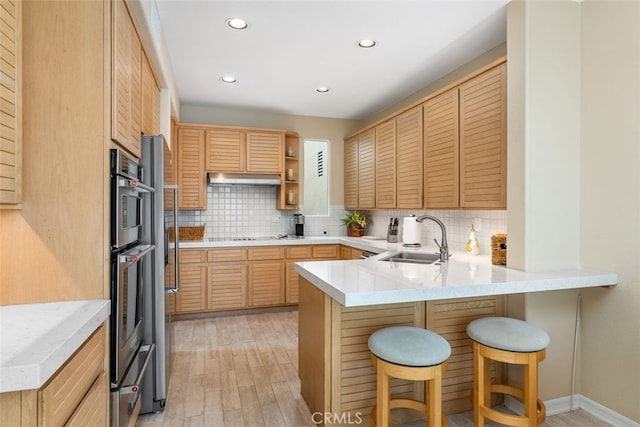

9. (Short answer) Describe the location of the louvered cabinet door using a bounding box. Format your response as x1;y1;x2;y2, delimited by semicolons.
375;119;396;209
396;106;423;208
129;27;142;154
459;64;507;209
344;135;359;209
248;261;285;307
208;263;247;311
0;0;21;205
246;131;283;173
177;127;206;209
205;128;244;172
423;88;460;209
426;296;506;414
141;53;160;135
285;262;299;304
357;128;375;209
175;249;207;313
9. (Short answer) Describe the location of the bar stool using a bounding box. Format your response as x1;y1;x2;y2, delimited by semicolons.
368;326;451;427
466;317;550;427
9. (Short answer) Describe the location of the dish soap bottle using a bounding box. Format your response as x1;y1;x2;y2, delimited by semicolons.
466;224;480;255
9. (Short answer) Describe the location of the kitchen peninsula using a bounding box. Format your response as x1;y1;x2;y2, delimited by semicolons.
294;245;617;421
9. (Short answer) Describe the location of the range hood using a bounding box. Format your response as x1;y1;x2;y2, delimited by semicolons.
207;172;282;186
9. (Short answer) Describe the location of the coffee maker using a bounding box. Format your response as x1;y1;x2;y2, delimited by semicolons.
294;214;305;238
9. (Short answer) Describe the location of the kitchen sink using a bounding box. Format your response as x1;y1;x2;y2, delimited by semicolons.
380;252;441;264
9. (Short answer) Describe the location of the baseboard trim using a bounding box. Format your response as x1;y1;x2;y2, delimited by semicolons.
504;394;639;426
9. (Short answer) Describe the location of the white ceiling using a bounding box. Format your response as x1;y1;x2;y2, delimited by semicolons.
155;1;508;121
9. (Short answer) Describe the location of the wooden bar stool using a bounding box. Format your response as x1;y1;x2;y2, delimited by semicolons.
368;326;451;427
466;317;550;427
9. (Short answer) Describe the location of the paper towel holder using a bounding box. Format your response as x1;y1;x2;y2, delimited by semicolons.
402;214;422;248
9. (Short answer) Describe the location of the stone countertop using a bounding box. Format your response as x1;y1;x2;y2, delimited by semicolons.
0;299;110;393
176;235;393;251
294;249;618;307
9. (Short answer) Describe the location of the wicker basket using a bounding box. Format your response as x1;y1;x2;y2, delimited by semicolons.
491;234;507;265
168;226;205;242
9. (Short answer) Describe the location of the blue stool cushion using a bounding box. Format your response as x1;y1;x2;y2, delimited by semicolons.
368;326;451;367
467;317;550;352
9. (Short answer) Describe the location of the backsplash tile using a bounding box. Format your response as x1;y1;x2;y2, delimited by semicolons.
177;185;506;253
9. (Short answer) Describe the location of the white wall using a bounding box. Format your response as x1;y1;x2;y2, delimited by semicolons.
579;0;640;421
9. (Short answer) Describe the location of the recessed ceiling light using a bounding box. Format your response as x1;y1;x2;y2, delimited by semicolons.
221;76;237;83
315;87;330;93
357;39;376;48
226;18;248;30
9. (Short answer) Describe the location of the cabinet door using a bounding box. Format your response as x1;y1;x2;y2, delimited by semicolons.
177;127;206;209
176;263;207;313
312;245;339;259
208;263;247;311
375;119;396;209
112;0;141;157
246;132;282;173
285;261;299;304
344;135;358;209
423;88;459;209
205;128;244;172
248;261;285;307
459;64;507;209
357;128;375;209
396;106;423;208
141;53;160;135
0;0;22;206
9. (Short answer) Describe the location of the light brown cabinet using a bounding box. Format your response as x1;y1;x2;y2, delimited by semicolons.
205;127;283;174
112;0;142;157
177;126;206;209
175;249;207;313
0;0;22;207
357;128;376;209
459;63;507;209
208;248;247;311
340;245;363;260
205;128;243;172
0;326;108;426
141;52;160;136
246;131;283;173
396;105;423;208
278;131;300;210
375;119;396;209
423;88;460;209
248;247;285;307
344;135;359;210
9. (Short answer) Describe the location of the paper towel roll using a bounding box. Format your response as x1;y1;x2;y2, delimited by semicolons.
402;216;421;245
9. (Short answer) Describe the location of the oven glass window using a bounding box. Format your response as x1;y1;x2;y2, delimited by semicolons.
121;193;142;231
120;260;142;346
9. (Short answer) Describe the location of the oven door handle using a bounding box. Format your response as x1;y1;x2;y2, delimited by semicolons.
118;343;155;398
119;245;155;264
118;177;155;193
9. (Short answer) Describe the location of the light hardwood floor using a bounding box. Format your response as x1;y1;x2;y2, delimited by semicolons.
136;310;612;427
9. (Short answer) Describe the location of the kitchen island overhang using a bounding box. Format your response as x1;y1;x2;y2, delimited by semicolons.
294;251;618;307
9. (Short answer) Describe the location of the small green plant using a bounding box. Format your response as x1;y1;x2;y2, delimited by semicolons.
341;211;370;228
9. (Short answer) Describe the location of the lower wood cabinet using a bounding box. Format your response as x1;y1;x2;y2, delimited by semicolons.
175;245;340;314
0;325;108;426
340;245;363;260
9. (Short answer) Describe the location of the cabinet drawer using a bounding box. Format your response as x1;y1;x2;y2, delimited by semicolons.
208;248;246;262
312;245;339;259
180;249;207;264
286;246;312;260
39;326;105;425
248;247;284;261
66;371;108;427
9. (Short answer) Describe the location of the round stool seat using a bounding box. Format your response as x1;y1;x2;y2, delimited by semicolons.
467;317;550;353
368;326;451;367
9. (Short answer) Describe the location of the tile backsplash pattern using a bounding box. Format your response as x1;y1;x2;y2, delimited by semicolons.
177;185;506;253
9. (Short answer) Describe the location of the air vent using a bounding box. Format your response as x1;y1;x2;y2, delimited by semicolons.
317;151;324;177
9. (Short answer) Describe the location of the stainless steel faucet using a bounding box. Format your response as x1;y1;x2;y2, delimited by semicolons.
415;215;450;261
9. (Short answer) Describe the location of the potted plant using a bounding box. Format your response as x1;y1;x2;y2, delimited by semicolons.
341;211;370;237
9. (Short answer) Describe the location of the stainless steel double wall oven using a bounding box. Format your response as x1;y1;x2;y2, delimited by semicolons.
110;149;156;426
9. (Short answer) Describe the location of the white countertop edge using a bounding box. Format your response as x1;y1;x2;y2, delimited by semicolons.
294;262;617;307
175;236;388;251
0;299;110;393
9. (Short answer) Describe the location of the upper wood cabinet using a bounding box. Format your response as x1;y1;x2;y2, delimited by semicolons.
357;128;376;209
375;119;396;209
423;88;460;209
177;127;206;209
344;135;359;210
205;128;283;174
112;0;142;157
278;131;300;210
141;52;160;136
396;106;423;208
459;63;507;209
0;0;22;207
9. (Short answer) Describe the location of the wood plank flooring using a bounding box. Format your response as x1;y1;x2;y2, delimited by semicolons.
136;310;611;427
